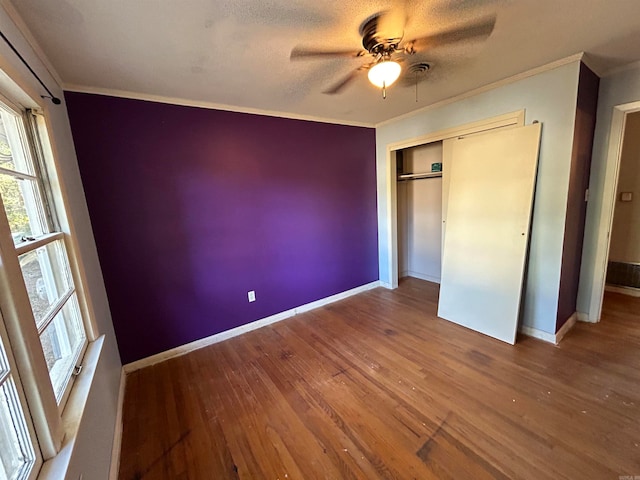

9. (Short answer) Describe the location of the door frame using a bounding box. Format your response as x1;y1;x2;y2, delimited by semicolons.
382;110;525;288
587;100;640;321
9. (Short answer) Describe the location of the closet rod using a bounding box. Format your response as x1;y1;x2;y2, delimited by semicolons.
397;172;443;181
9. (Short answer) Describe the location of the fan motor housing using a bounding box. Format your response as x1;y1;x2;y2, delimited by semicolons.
361;15;401;55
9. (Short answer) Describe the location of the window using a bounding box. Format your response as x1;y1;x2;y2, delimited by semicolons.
0;90;93;478
0;315;41;480
0;104;87;406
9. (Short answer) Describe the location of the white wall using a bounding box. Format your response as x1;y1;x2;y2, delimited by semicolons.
0;5;121;479
398;142;442;283
397;180;408;275
578;63;640;317
376;61;581;334
609;111;640;264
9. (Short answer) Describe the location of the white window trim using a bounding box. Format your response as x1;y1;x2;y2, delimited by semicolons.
37;336;104;480
0;72;104;480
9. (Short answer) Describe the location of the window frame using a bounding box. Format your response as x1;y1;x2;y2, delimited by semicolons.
0;86;99;476
0;310;42;480
1;98;89;408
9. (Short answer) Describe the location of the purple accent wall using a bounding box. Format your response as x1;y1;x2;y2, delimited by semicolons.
65;92;378;363
556;63;599;330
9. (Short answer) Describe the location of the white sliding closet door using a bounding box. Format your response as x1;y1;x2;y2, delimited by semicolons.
437;124;541;344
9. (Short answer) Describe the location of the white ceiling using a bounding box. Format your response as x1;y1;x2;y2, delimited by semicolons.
8;0;640;125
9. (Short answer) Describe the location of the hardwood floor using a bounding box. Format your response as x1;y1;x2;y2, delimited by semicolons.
118;278;640;479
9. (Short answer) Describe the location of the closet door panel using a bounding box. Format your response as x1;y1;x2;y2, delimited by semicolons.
437;124;541;344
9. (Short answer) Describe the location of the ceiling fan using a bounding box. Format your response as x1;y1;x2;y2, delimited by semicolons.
290;10;497;97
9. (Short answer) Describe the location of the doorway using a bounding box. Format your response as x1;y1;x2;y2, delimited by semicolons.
588;101;640;321
604;111;640;297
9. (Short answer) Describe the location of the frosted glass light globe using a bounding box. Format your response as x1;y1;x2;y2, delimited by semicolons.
368;61;402;88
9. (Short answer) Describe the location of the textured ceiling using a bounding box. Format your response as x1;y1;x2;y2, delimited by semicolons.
8;0;640;125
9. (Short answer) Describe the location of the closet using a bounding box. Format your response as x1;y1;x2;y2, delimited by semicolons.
394;123;542;344
396;141;443;284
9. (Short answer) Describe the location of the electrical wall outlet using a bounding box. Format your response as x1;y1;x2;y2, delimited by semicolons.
248;290;256;302
620;192;633;202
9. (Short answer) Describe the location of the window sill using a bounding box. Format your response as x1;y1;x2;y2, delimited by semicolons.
37;335;105;480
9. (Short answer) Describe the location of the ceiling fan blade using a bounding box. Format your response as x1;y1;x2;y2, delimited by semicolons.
290;47;365;60
376;6;407;44
322;68;364;94
405;14;496;52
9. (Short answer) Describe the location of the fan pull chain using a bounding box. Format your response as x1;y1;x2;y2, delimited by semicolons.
382;81;387;100
415;71;418;103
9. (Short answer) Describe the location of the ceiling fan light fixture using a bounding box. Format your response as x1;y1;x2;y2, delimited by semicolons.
367;60;401;88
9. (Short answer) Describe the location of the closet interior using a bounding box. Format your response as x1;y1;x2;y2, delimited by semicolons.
397;141;443;284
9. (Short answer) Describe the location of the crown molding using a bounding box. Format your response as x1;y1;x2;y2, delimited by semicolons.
579;52;605;77
62;84;376;128
601;59;640;78
63;52;595;129
375;53;585;128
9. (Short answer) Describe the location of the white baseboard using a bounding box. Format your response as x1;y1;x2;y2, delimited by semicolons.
379;281;393;289
108;369;126;480
605;284;640;297
402;271;441;284
123;281;380;373
519;312;577;345
519;325;555;344
576;311;594;323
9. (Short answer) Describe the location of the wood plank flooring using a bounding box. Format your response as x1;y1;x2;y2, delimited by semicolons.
118;278;640;479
